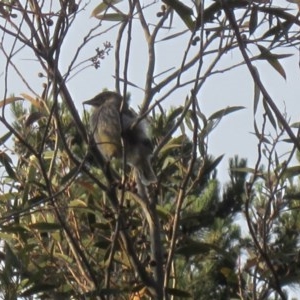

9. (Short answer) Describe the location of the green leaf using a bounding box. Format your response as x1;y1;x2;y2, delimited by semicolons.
94;13;127;22
92;222;111;231
1;224;28;234
69;199;87;208
43;150;57;160
185;110;194;131
176;241;220;257
0;131;12;145
163;0;193;15
156;205;171;221
91;0;123;17
166;287;192;298
284;192;300;200
167;106;184;123
0;232;15;241
200;120;214;138
282;166;300;178
257;45;287;79
208;106;245;121
193;157;220;181
3;243;23;273
262;19;293;45
0;96;23;108
27;194;47;206
54;253;73;264
0;192;18;202
291;122;300;128
0;151;16;179
162;0;195;31
263;98;277;130
158;29;189;42
253;67;260;115
161;156;176;171
20;284;56;297
25;111;44;127
203;155;224;176
266;53;293;59
29;222;62;231
249;6;258;35
22;162;38;204
61;167;79;185
94;239;111;249
230;167;263;176
160;135;186;154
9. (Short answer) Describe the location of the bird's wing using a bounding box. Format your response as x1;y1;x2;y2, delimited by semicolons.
100;105;122;136
121;111;135;131
121;111;154;152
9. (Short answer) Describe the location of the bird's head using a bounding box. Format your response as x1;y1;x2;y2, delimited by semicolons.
83;91;123;108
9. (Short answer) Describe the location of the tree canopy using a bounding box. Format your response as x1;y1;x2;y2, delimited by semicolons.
0;1;300;299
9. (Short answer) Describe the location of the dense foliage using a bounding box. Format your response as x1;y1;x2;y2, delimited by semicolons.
0;1;300;299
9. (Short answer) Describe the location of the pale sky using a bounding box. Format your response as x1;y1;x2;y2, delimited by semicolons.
1;3;299;193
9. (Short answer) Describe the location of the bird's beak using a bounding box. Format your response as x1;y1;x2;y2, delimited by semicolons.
83;97;99;106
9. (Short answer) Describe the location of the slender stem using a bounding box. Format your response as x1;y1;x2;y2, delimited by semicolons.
221;2;288;298
221;0;300;153
163;93;198;294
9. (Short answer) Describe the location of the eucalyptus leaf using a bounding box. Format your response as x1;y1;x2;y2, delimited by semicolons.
20;284;56;297
94;13;127;22
166;287;192;298
208;106;245;121
90;0;123;17
29;222;62;231
257;44;287;79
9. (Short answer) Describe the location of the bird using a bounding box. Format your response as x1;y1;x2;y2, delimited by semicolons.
84;91;157;186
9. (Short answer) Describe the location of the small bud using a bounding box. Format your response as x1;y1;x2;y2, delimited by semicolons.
149;260;157;267
46;18;54;26
191;36;200;46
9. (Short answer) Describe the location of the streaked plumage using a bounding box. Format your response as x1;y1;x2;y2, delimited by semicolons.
84;91;157;186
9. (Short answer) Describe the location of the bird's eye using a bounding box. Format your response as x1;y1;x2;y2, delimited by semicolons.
142;139;153;149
